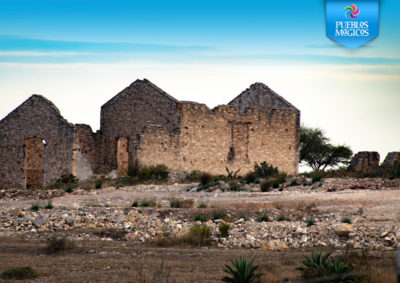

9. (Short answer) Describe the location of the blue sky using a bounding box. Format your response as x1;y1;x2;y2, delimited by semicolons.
0;0;399;165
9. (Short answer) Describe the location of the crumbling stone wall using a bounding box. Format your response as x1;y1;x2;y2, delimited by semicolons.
97;79;180;174
382;152;400;168
137;101;300;175
349;151;380;172
72;124;98;181
0;95;74;189
0;79;300;188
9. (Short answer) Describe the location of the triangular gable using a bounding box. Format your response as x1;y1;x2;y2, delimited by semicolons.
228;82;298;114
102;79;177;109
0;94;68;126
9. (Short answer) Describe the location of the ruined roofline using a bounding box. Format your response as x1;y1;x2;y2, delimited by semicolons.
0;94;70;126
73;123;94;131
228;82;299;111
101;78;178;109
178;100;293;116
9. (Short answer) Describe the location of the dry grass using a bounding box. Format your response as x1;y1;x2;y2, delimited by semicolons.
46;236;75;254
170;198;194;208
152;225;212;247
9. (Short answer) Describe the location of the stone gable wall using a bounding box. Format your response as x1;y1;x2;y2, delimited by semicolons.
97;81;180;174
137;102;300;175
0;96;74;188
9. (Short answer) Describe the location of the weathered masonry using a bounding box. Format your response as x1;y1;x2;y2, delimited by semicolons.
0;96;75;188
0;79;300;189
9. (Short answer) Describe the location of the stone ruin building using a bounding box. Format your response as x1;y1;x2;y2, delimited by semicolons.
349;151;400;172
349;151;380;172
0;79;301;189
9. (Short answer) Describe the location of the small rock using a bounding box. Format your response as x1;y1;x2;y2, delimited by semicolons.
380;231;389;238
33;215;47;227
65;216;75;225
334;223;353;236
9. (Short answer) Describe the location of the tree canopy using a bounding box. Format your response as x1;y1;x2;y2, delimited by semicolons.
300;126;353;171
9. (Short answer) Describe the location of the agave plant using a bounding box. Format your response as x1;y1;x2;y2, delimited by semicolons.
297;251;353;282
222;257;263;283
388;164;400;180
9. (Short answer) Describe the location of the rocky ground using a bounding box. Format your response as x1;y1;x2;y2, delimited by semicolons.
0;177;399;282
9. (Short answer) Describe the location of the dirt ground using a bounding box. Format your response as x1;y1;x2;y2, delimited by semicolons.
0;237;397;283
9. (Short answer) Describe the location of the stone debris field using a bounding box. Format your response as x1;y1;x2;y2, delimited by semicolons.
1;177;399;252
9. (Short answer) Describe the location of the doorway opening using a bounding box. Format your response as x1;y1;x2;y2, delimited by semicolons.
23;137;45;189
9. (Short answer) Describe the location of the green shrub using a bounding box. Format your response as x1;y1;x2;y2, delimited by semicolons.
222;257;263;283
277;214;290;222
272;173;287;188
213;210;226;220
57;174;79;185
46;236;74;253
186;170;202;181
198;202;207;208
244;171;257;184
219;223;230;238
341;217;352;224
297;251;353;282
115;176;139;187
143;164;169;181
65;186;74;193
256;214;268;222
131;201;139;207
388;164;400;179
290;179;298;186
44;201;54;209
1;266;39;280
311;173;323;183
303;181;312;186
127;165;139;177
196;181;220;192
140;200;157;207
95;178;103;189
254;161;278;178
305;218;315;227
229;181;244;192
155;224;212;247
238;212;249;221
170;198;179;208
188;225;212;246
194;214;208;222
199;173;212;186
30;203;40;211
260;179;273;192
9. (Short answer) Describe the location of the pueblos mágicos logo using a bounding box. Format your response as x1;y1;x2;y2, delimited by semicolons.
345;4;360;19
326;0;379;49
336;4;369;37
